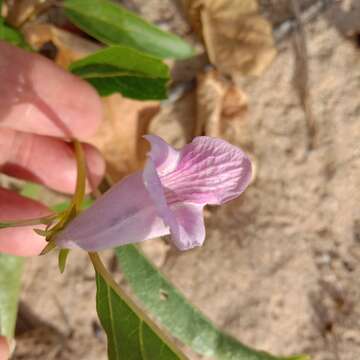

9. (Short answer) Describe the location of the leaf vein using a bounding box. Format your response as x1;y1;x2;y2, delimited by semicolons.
107;284;120;360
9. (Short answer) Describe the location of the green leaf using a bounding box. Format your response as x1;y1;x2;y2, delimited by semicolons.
63;0;194;59
70;45;169;99
0;254;23;338
0;21;30;50
117;245;309;360
58;249;70;273
95;270;184;360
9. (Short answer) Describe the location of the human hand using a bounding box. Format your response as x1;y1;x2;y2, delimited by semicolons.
0;336;9;360
0;40;105;257
0;40;105;359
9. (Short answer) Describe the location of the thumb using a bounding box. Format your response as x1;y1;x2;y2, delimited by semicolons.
0;337;9;360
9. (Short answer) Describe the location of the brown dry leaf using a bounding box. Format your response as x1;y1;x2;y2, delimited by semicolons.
22;23;101;67
196;69;250;144
183;0;276;77
89;95;160;182
196;69;256;179
196;70;227;137
6;0;42;27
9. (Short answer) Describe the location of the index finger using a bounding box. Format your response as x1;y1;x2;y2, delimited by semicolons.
0;337;9;360
0;188;49;256
0;41;103;140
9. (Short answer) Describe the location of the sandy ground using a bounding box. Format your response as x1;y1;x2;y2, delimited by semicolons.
10;1;360;360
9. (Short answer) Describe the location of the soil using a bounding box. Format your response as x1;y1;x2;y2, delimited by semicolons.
8;1;360;360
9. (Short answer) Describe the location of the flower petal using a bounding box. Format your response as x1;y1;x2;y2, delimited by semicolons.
161;136;252;205
144;135;180;175
143;159;178;231
57;135;252;252
169;203;205;250
143;160;205;250
56;172;169;251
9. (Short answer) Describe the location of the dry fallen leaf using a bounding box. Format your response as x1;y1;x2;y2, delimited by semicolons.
182;0;276;77
89;95;160;182
196;69;256;179
6;0;42;27
196;70;249;142
22;23;101;67
196;69;227;137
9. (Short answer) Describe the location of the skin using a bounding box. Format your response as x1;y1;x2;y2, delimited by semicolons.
0;41;105;357
0;337;9;360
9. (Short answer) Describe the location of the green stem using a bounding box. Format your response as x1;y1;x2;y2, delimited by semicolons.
39;140;86;257
72;140;86;213
0;213;58;229
88;252;187;360
58;249;70;273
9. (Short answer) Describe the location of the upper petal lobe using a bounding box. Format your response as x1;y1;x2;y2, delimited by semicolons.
160;136;252;205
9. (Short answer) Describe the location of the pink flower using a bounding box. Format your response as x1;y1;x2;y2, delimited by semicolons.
56;135;252;251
